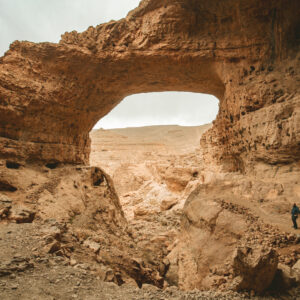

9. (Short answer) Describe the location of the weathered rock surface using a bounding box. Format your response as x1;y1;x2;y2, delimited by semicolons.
0;0;300;298
0;160;171;288
274;263;300;289
231;247;278;292
293;259;300;272
0;194;12;219
9;205;35;223
2;222;298;299
0;0;299;171
90;125;300;293
0;126;300;297
90;125;210;219
164;166;300;291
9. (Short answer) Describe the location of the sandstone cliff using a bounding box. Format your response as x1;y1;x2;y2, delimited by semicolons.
0;0;299;171
0;0;300;297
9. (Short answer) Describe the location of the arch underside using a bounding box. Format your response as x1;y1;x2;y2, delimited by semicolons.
0;0;299;170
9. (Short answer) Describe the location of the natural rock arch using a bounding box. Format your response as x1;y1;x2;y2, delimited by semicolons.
0;0;299;171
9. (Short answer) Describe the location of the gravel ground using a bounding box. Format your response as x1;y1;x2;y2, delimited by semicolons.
1;217;299;300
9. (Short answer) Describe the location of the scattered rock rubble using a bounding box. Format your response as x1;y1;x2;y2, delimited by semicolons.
1;223;299;300
1;124;300;299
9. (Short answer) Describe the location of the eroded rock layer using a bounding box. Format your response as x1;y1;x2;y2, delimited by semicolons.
0;0;299;169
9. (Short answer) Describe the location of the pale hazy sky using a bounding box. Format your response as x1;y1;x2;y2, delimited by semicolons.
0;0;219;129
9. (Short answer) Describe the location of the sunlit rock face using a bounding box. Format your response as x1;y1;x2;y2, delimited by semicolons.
0;0;299;170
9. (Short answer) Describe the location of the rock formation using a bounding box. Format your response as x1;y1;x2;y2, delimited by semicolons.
90;125;210;218
0;0;300;297
231;247;278;292
0;161;167;287
90;125;300;293
0;0;299;171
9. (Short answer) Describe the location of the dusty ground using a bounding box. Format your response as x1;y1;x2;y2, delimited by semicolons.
0;125;300;299
0;225;297;300
90;125;300;235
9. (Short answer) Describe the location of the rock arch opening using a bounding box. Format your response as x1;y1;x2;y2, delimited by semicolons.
90;92;219;220
0;0;298;171
93;92;219;129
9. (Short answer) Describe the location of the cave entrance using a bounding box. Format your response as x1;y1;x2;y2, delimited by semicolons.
90;91;219;219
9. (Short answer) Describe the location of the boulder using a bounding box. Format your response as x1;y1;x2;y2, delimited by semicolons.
164;261;179;287
83;239;101;253
274;263;299;289
134;207;149;218
160;198;178;211
98;265;123;285
44;241;61;254
232;246;278;292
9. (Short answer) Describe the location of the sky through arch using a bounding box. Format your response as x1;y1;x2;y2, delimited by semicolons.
94;92;219;129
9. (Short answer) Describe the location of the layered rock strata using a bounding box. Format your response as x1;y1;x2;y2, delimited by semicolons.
0;0;299;170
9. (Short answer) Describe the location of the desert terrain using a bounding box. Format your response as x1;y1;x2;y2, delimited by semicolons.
0;125;299;299
0;124;299;299
90;125;212;217
1;0;300;298
91;125;300;294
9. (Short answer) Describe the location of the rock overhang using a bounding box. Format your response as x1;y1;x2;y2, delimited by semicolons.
0;0;299;170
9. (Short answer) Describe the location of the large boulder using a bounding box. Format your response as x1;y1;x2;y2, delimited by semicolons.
272;263;300;290
165;180;250;290
232;246;278;292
